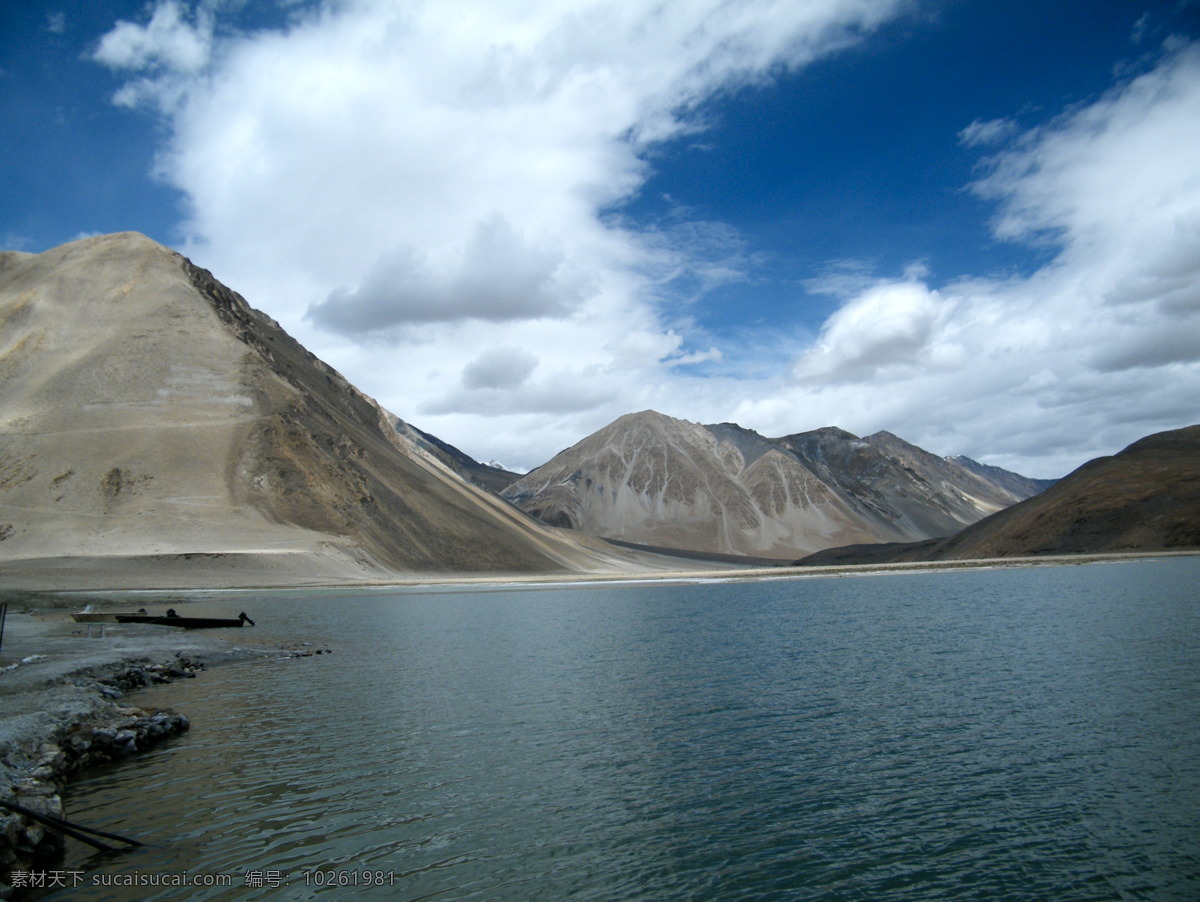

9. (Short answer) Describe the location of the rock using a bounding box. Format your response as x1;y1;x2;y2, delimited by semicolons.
89;728;118;747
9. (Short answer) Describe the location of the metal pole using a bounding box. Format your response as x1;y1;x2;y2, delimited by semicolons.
0;602;7;656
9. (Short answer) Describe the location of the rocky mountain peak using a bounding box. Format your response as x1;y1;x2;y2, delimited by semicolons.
801;423;1200;564
503;412;1051;559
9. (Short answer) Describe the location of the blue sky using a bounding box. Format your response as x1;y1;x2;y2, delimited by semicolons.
3;0;1199;477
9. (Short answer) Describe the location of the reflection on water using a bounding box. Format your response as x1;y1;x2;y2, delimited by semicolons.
47;558;1200;900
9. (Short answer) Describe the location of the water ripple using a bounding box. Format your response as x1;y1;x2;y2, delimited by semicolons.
48;558;1200;901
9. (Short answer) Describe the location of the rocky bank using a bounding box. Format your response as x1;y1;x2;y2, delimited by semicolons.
0;601;268;898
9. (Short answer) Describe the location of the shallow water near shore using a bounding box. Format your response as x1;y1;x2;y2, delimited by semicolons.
46;557;1200;900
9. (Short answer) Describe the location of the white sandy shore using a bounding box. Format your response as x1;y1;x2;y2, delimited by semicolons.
355;550;1200;587
2;549;1195;596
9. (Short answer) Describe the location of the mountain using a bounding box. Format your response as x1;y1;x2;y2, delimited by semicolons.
393;420;523;493
0;232;634;586
798;425;1200;564
947;455;1057;499
501;410;1048;559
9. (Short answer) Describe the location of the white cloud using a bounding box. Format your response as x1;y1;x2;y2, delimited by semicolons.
93;0;212;74
92;0;216;110
794;280;948;381
958;117;1018;147
93;3;1200;477
462;348;539;390
775;41;1200;476
668;345;724;367
308;215;588;332
974;44;1200;266
92;0;907;467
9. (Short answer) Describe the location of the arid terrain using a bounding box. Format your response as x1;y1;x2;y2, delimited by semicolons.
0;233;677;588
502;411;1052;559
799;425;1200;565
1;233;1194;591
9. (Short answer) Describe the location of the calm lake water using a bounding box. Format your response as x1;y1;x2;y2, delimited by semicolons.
47;558;1200;900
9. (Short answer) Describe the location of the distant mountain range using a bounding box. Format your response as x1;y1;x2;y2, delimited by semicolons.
501;410;1054;559
798;424;1200;565
1;233;1192;586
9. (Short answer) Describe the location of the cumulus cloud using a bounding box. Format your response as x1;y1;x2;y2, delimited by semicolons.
776;41;1200;475
92;0;211;71
91;2;1200;476
308;215;586;332
90;0;907;460
421;346;612;416
1091;325;1200;372
462;348;539;390
105;0;909;295
794;280;948;381
92;0;215;109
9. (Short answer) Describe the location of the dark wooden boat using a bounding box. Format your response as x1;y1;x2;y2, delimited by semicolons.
114;610;256;629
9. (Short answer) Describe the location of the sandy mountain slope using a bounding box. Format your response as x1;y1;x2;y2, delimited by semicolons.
501;410;1047;558
798;424;1200;564
0;233;635;583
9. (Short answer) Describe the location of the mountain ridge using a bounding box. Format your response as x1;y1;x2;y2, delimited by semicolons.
797;424;1200;564
7;232;1186;585
501;409;1050;559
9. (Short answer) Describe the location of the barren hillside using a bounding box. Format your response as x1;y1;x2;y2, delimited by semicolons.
0;233;639;585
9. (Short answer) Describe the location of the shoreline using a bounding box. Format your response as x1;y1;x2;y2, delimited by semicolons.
0;611;274;897
2;549;1196;597
340;549;1200;589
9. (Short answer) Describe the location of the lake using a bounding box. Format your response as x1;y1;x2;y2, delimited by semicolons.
48;557;1200;900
